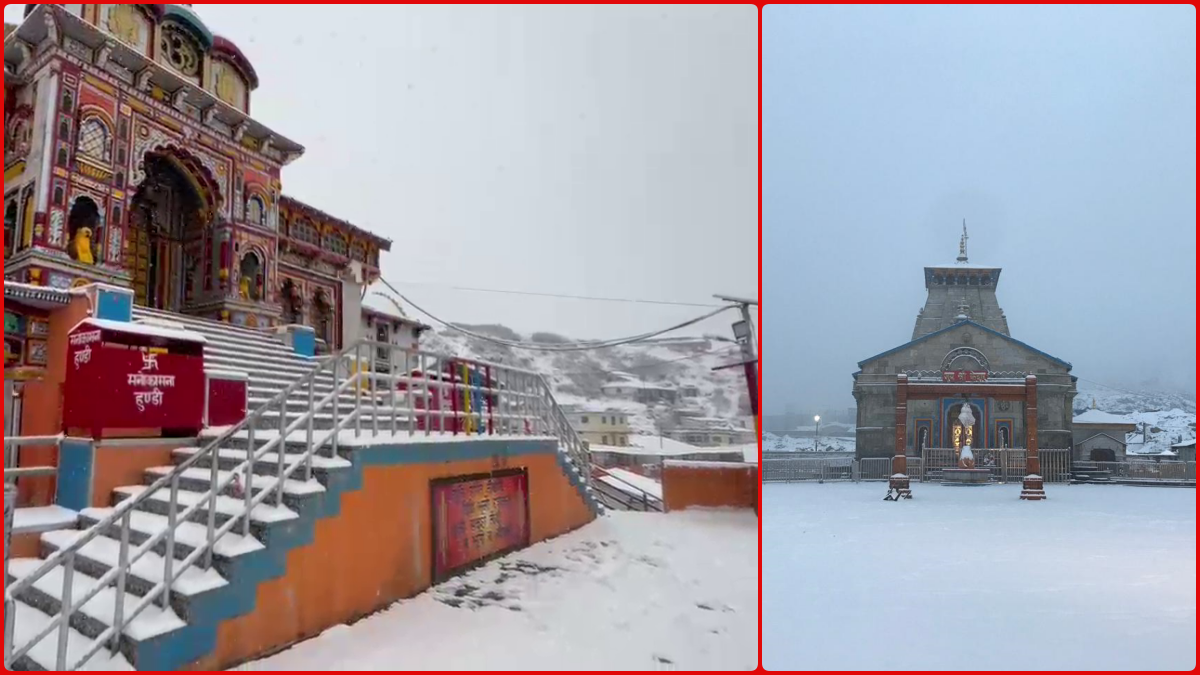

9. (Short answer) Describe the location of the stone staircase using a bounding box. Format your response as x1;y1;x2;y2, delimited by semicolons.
5;308;603;671
131;306;400;431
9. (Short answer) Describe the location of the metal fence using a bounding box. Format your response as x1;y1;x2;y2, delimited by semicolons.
1076;460;1197;483
764;448;1079;485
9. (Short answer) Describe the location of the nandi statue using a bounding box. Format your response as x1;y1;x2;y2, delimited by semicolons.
957;405;976;469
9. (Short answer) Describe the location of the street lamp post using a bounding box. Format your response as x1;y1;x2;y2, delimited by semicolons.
814;415;821;453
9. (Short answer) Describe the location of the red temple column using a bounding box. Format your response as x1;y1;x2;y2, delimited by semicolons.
889;374;912;498
1021;374;1045;500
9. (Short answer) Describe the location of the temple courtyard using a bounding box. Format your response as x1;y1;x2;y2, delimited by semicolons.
763;483;1196;670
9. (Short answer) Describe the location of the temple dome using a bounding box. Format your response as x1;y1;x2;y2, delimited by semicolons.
162;4;213;48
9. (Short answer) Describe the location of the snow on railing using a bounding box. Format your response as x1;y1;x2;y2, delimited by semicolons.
3;338;591;671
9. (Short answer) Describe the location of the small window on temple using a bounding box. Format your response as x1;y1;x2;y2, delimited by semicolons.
77;117;112;162
291;220;319;245
246;195;265;227
4;200;17;255
323;232;348;257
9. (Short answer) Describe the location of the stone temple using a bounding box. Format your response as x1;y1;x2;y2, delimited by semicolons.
853;225;1077;460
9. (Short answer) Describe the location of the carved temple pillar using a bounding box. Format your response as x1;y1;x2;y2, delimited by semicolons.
1021;374;1045;500
890;374;912;498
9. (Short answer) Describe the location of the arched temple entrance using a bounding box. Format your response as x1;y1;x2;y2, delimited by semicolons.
126;152;213;311
946;402;983;452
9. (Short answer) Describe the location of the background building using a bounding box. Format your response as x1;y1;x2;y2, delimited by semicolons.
563;404;632;447
1071;408;1137;462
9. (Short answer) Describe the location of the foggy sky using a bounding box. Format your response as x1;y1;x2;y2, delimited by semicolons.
7;4;757;340
764;4;1196;414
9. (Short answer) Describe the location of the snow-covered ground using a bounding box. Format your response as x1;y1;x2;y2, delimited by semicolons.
239;510;758;671
763;483;1196;671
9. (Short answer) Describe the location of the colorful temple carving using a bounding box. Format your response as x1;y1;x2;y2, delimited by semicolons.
3;4;390;362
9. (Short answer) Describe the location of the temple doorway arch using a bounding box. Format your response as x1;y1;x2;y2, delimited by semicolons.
126;150;216;311
946;402;983;451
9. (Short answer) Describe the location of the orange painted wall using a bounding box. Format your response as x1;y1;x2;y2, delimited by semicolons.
9;533;40;560
187;452;593;670
662;462;759;512
16;296;90;507
89;445;176;508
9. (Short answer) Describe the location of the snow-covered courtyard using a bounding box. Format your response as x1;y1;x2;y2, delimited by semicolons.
238;510;758;671
763;483;1196;671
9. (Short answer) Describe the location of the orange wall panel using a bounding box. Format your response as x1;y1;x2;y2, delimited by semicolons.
188;452;593;670
90;444;176;508
662;462;759;512
15;296;91;506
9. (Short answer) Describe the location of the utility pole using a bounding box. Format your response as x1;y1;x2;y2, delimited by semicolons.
712;294;759;437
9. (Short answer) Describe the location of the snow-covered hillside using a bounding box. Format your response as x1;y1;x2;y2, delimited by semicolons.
420;325;751;435
763;432;854;453
1073;380;1195;456
1073;379;1195;416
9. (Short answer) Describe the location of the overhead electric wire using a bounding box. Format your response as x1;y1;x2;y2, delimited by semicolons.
381;279;725;308
378;278;738;353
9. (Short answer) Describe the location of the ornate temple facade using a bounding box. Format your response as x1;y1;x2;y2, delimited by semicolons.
853;226;1077;460
3;4;389;370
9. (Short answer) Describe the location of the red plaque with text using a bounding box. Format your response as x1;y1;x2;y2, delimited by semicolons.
63;319;206;436
941;369;988;383
431;469;530;581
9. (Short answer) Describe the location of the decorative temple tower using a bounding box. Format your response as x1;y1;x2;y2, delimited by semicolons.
912;222;1010;340
3;4;389;355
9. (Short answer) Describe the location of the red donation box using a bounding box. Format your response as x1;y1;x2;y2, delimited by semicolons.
63;319;207;436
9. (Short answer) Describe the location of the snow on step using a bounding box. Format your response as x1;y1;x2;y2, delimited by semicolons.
145;465;326;496
8;558;186;642
113;485;298;524
12;505;79;535
80;507;264;558
11;600;134;671
173;446;353;470
40;530;227;597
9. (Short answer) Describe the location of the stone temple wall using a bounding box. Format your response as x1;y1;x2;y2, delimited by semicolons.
853;322;1076;460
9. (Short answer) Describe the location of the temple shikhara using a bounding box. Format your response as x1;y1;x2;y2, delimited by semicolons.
852;224;1078;499
4;3;389;366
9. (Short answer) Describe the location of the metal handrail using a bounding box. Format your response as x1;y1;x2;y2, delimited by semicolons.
4;336;593;671
591;466;662;511
3;338;368;670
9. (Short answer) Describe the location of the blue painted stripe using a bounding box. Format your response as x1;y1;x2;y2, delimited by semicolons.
289;326;315;358
94;288;133;322
56;439;93;511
